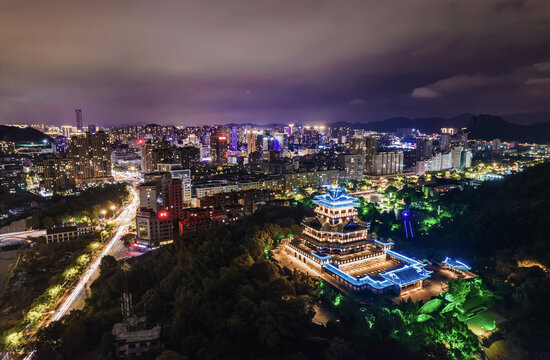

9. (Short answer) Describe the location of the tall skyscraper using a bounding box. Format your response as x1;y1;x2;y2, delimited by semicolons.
75;109;83;130
231;126;238;151
246;131;257;155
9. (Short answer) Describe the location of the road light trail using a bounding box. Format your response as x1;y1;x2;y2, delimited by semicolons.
18;184;138;360
50;185;138;322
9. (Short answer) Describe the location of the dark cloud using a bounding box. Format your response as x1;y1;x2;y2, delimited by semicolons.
1;0;550;126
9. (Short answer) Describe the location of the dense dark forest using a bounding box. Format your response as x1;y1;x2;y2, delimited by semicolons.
403;162;550;354
32;162;550;359
26;183;129;229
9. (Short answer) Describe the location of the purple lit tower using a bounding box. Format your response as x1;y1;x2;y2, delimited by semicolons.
231;126;238;151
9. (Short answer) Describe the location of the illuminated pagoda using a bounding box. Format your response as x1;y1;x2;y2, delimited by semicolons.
285;187;431;295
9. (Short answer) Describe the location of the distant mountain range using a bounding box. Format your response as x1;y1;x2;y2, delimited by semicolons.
327;113;474;133
467;115;550;143
227;112;550;143
324;113;550;143
0;125;51;143
502;111;550;126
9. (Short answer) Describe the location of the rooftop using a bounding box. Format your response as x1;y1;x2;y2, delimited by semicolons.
442;257;471;270
312;187;360;209
379;265;432;286
303;216;369;234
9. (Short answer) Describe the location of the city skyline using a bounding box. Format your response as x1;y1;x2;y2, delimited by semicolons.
1;0;550;127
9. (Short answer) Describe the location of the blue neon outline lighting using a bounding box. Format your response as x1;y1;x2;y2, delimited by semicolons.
386;250;422;266
379;265;432;286
442;257;471;270
311;252;332;260
312;187;360;209
322;263;392;289
374;239;395;246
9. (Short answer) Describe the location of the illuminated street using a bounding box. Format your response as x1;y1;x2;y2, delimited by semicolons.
18;183;139;359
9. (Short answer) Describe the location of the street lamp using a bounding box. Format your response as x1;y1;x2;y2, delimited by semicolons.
110;205;116;217
100;209;107;220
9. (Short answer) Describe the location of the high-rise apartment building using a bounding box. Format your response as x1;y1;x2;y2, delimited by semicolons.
140;141;173;174
416;138;433;161
350;137;377;173
43;157;76;192
451;147;472;170
368;151;404;176
68;131;112;184
338;154;364;181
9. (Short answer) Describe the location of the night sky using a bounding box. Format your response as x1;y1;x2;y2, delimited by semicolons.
1;0;550;126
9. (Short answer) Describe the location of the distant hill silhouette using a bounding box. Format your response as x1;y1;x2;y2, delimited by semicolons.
467;115;550;143
324;113;550;143
328;113;474;134
0;125;50;143
502;111;550;125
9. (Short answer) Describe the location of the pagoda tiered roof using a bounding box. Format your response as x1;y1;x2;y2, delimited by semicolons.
312;187;360;209
303;216;369;233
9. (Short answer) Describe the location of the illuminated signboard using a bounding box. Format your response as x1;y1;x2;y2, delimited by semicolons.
218;136;227;141
158;211;169;219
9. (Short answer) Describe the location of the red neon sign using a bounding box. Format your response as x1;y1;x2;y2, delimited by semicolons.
138;139;145;145
218;136;227;141
158;211;169;219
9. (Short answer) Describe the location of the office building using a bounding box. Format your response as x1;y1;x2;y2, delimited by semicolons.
135;209;174;247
